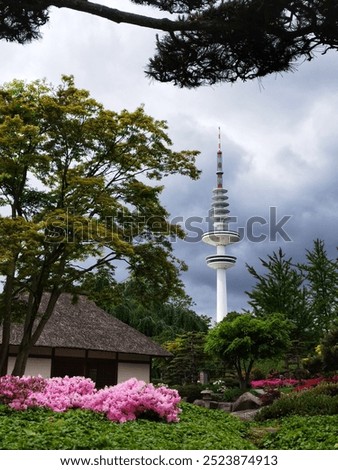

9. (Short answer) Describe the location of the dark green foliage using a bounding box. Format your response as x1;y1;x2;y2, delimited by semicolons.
0;1;49;44
246;249;313;357
0;403;255;450
160;332;212;384
205;313;291;389
300;239;338;335
255;386;338;421
259;415;338;450
220;388;243;403
2;2;338;87
321;323;338;372
250;367;266;381
246;241;338;365
305;382;338;397
147;0;338;87
303;353;324;375
171;383;205;403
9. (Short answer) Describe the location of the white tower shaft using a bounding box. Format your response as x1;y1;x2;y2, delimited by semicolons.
216;244;228;321
217;269;227;323
202;131;239;322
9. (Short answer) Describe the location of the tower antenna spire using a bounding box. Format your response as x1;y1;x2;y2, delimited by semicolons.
217;127;223;189
202;130;240;322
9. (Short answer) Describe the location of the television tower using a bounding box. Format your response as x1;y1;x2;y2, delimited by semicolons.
202;130;240;323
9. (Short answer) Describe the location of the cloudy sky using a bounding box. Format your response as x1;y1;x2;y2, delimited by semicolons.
1;1;337;321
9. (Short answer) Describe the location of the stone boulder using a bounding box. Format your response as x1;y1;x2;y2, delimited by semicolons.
193;399;206;407
231;392;262;412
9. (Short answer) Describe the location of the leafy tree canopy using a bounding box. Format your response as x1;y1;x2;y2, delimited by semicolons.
205;312;291;389
0;75;199;375
1;1;338;87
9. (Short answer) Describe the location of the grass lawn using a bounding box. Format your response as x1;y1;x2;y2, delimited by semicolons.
0;402;337;450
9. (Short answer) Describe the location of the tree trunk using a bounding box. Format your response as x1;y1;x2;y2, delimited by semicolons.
11;288;61;376
10;339;31;377
0;258;17;375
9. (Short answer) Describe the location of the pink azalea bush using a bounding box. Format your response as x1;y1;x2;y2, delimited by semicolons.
0;375;181;423
294;375;338;392
0;375;46;410
251;378;299;389
27;376;97;412
82;378;181;423
251;375;338;391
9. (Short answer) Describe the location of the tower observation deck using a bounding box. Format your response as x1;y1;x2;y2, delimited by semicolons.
202;131;239;322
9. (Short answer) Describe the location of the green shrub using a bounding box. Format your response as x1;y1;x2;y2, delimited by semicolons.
304;382;338;397
302;354;323;375
171;383;205;403
255;390;338;421
250;367;266;381
222;388;243;402
222;371;239;388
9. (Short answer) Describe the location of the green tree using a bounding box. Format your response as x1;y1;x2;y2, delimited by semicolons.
300;239;338;336
0;75;199;375
246;249;314;360
205;313;291;390
161;331;209;385
1;1;338;87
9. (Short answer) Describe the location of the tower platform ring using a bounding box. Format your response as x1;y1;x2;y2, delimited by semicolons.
206;254;237;270
202;230;240;246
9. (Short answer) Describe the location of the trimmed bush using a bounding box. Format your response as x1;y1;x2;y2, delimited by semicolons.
255;389;338;421
172;383;205;403
304;382;338;397
221;387;243;402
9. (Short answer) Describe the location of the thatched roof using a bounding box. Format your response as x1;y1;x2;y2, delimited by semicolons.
7;293;170;357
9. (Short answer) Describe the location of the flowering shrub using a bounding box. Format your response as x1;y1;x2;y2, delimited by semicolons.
251;375;338;392
0;375;181;423
82;378;181;423
294;375;338;392
26;376;97;412
0;375;46;409
251;378;298;389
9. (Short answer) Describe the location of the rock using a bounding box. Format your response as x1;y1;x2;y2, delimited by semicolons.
209;401;220;409
218;402;232;412
231;392;262;412
193;399;206;407
231;409;261;421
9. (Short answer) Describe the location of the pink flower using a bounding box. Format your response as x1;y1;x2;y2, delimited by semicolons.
0;375;181;423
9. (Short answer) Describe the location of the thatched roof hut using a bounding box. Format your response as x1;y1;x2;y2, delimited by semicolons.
3;293;170;387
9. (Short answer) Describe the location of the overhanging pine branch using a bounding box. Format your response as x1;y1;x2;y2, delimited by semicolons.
49;0;195;31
